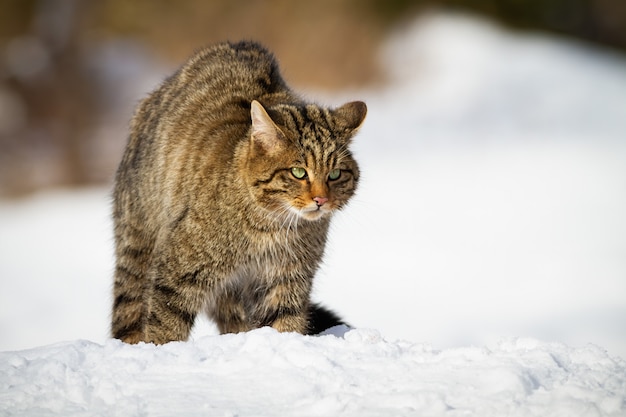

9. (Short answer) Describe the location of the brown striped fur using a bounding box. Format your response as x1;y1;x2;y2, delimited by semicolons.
111;41;366;344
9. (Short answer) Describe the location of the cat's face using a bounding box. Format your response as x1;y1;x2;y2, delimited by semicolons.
243;100;366;222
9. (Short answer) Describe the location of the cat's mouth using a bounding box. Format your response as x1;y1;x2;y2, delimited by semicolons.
276;202;333;222
299;204;331;221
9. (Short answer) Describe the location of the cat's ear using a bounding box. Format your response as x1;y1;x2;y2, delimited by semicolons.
333;101;367;136
250;100;285;156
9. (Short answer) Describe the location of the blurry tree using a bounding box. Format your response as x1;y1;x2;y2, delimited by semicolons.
370;0;626;51
1;0;100;195
0;0;624;196
87;0;384;88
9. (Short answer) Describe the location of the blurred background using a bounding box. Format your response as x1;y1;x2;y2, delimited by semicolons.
1;0;625;196
1;0;625;358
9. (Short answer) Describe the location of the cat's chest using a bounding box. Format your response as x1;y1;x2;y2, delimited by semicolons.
238;225;321;267
225;215;328;275
223;235;302;286
245;229;304;260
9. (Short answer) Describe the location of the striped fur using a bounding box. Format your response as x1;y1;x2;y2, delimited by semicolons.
111;41;366;344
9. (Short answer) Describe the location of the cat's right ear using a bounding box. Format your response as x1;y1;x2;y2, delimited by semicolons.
250;100;285;156
334;101;367;136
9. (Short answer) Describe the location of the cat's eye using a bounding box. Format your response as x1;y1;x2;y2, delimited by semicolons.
291;167;307;179
328;169;341;181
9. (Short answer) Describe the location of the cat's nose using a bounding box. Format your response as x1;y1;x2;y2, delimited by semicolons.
313;196;328;207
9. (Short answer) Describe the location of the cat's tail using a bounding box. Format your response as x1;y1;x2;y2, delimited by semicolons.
307;304;348;335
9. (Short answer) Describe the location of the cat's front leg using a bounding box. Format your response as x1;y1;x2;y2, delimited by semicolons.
255;274;312;334
210;287;253;334
270;309;309;334
143;259;210;344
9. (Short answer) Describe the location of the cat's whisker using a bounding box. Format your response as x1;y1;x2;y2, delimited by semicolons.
277;207;292;231
287;209;299;240
272;205;298;254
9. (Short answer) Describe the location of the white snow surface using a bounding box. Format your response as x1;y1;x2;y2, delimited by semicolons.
2;328;625;417
2;13;626;416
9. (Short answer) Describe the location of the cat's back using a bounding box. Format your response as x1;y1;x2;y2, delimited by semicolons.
155;41;289;118
180;41;287;94
117;42;294;224
121;42;289;182
126;42;293;163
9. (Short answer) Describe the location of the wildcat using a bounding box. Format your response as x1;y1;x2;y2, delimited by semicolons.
111;41;366;344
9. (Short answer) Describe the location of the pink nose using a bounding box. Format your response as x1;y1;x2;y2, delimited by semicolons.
313;196;328;206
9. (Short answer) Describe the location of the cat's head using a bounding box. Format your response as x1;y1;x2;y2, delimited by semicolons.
242;100;366;222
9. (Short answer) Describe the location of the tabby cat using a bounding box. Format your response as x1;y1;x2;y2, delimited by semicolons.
111;41;366;344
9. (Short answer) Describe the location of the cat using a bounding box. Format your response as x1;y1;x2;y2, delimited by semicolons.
111;41;366;344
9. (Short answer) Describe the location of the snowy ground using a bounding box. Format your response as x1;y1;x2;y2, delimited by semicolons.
1;13;626;416
2;328;625;416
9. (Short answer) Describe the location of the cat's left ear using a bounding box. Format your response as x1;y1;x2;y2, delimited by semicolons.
250;100;286;156
333;101;367;137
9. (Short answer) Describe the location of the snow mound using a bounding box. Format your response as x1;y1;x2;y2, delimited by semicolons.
2;328;624;416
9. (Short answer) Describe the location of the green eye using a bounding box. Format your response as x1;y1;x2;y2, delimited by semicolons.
291;167;307;179
329;169;341;180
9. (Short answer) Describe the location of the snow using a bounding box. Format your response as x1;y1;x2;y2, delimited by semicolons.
2;328;625;416
1;12;626;416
